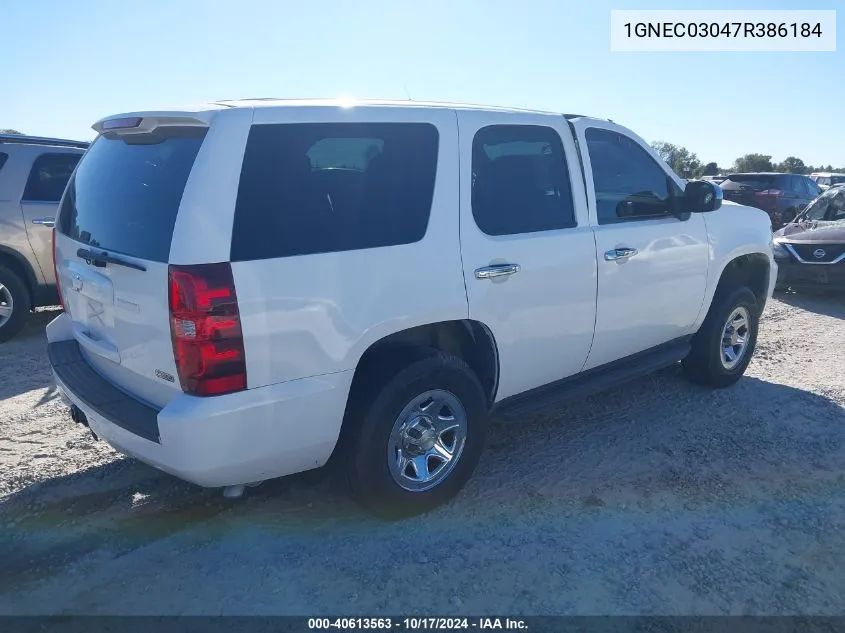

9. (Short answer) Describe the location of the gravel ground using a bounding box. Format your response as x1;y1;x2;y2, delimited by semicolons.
1;295;844;616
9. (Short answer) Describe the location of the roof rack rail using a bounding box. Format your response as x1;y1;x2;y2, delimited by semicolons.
0;134;89;149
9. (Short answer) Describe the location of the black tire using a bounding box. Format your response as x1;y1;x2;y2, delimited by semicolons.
341;350;488;518
0;267;30;344
682;287;759;388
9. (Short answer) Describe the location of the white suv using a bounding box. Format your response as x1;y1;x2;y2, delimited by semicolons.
48;99;776;517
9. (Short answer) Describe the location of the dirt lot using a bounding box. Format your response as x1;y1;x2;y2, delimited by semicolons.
1;295;844;616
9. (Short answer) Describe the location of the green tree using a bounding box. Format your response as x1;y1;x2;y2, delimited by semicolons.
0;128;23;134
775;156;807;174
651;141;701;178
732;153;773;172
693;162;719;178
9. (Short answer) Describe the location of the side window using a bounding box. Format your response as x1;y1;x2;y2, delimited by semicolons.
0;152;8;173
806;178;821;197
231;122;439;261
789;175;804;194
22;153;81;202
471;124;575;236
585;128;681;224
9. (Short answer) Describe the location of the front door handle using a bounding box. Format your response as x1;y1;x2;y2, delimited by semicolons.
475;263;521;280
604;247;638;261
32;217;55;228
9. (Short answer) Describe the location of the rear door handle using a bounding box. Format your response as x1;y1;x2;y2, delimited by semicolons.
604;247;638;261
474;263;521;279
32;217;55;228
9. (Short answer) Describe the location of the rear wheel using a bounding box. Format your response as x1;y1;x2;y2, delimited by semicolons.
682;287;759;387
342;351;488;518
0;268;29;343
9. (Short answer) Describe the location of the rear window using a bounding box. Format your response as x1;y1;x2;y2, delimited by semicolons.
57;131;206;263
231;122;439;262
721;174;784;190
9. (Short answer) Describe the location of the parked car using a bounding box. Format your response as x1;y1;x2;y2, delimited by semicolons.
772;185;845;291
719;172;821;229
47;100;775;517
701;175;728;185
809;172;845;191
0;134;87;341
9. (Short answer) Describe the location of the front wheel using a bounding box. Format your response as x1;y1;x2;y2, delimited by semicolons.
342;351;488;518
682;287;759;388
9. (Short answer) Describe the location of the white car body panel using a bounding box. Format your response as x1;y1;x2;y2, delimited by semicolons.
456;109;597;401
234;105;467;388
568;117;710;370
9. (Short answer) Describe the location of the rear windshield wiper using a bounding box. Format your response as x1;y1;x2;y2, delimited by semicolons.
77;248;147;272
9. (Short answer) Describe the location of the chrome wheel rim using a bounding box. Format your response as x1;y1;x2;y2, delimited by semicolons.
387;389;468;492
0;283;13;328
720;306;750;370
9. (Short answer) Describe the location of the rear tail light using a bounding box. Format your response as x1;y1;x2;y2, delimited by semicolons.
754;189;783;210
168;262;247;397
52;229;63;309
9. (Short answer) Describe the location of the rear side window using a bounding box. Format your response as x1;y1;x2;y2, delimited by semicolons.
23;153;81;202
231;122;439;262
58;131;206;263
471;125;575;235
0;153;8;172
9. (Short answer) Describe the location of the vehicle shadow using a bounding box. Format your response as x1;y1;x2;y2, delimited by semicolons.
774;289;845;319
0;308;62;402
2;366;843;603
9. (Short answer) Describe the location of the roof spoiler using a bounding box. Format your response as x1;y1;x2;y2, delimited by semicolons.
92;114;209;137
0;134;89;149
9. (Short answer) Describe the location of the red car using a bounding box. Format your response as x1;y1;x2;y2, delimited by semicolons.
720;173;822;229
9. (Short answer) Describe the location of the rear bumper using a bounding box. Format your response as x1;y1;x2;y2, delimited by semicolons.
48;317;353;487
776;260;845;289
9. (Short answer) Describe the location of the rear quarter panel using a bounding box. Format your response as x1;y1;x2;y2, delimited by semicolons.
693;201;776;330
230;105;468;389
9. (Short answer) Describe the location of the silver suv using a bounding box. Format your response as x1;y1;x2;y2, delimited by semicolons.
0;134;87;342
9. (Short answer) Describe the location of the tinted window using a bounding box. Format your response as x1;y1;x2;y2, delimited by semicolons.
807;179;822;197
720;174;781;191
58;131;206;262
471;125;575;236
231;123;439;261
23;153;81;202
585;128;680;224
0;152;7;172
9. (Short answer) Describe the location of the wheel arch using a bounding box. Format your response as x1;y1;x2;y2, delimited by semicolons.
0;245;38;309
700;251;771;326
348;319;500;408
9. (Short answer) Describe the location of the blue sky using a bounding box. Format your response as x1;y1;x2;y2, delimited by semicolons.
2;0;841;168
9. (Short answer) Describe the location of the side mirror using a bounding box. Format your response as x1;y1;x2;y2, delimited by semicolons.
684;180;722;213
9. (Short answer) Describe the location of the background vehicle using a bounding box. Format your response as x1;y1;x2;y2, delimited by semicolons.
701;175;728;185
0;134;87;342
809;172;845;191
719;172;822;229
773;186;845;291
46;100;775;517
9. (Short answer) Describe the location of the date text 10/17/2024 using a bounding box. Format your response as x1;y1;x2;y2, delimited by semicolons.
308;618;528;630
